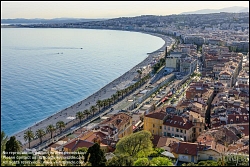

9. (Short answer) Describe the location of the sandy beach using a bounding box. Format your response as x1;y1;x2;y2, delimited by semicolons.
13;32;174;145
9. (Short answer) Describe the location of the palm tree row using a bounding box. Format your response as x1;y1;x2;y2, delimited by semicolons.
23;120;65;149
74;74;151;125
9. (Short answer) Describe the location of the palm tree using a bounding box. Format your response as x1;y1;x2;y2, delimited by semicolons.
90;105;97;116
116;90;122;100
124;87;129;96
102;99;109;109
83;109;90;119
107;98;112;107
76;111;84;124
121;89;126;99
137;69;142;79
111;94;117;104
96;100;103;112
36;129;45;144
46;124;56;139
23;129;34;149
128;85;133;93
1;131;8;154
56;121;65;134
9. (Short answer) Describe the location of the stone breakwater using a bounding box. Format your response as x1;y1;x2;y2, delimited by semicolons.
13;32;174;145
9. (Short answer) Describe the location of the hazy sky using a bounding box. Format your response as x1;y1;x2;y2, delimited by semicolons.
1;1;249;19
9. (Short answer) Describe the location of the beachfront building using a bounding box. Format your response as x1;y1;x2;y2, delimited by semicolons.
99;112;133;139
165;52;182;72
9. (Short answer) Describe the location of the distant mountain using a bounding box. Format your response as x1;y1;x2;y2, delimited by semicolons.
181;6;249;14
1;18;107;24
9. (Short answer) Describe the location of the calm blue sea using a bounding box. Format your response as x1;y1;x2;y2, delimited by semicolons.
1;28;164;136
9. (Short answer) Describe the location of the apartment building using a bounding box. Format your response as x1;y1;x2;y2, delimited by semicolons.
143;108;167;136
99;112;133;139
218;70;233;88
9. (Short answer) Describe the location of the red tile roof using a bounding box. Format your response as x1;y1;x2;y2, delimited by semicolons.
148;135;171;148
157;136;169;148
163;115;193;130
145;108;167;120
151;135;161;147
64;139;94;152
84;131;107;143
100;113;132;129
171;142;205;156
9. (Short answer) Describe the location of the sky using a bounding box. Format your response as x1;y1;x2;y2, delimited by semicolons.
1;1;249;19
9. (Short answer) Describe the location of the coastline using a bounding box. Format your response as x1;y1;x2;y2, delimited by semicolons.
12;30;174;145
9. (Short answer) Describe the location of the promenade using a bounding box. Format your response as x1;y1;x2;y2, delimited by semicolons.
13;32;175;146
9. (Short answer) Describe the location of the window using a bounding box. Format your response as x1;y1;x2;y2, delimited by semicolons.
172;127;174;131
180;129;183;133
153;124;155;128
160;126;162;129
199;128;202;132
185;130;186;134
168;126;170;130
176;128;179;132
236;117;239;121
164;125;166;130
153;130;154;133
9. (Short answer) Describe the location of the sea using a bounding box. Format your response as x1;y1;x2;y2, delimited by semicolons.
1;27;164;136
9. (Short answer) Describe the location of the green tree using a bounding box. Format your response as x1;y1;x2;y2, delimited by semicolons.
106;154;134;166
5;136;22;158
83;109;90;119
96;100;103;112
134;158;150;166
76;111;84;124
102;99;109;109
1;155;15;166
150;157;173;166
107;98;113;107
116;90;122;100
35;128;46;144
46;124;56;139
1;131;8;154
182;162;197;166
84;143;106;166
75;147;88;153
23;129;34;149
225;155;249;166
90;105;98;116
137;69;142;79
56;121;65;134
111;94;117;104
115;130;153;157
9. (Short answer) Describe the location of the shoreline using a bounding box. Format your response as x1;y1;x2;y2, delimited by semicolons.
11;30;174;145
